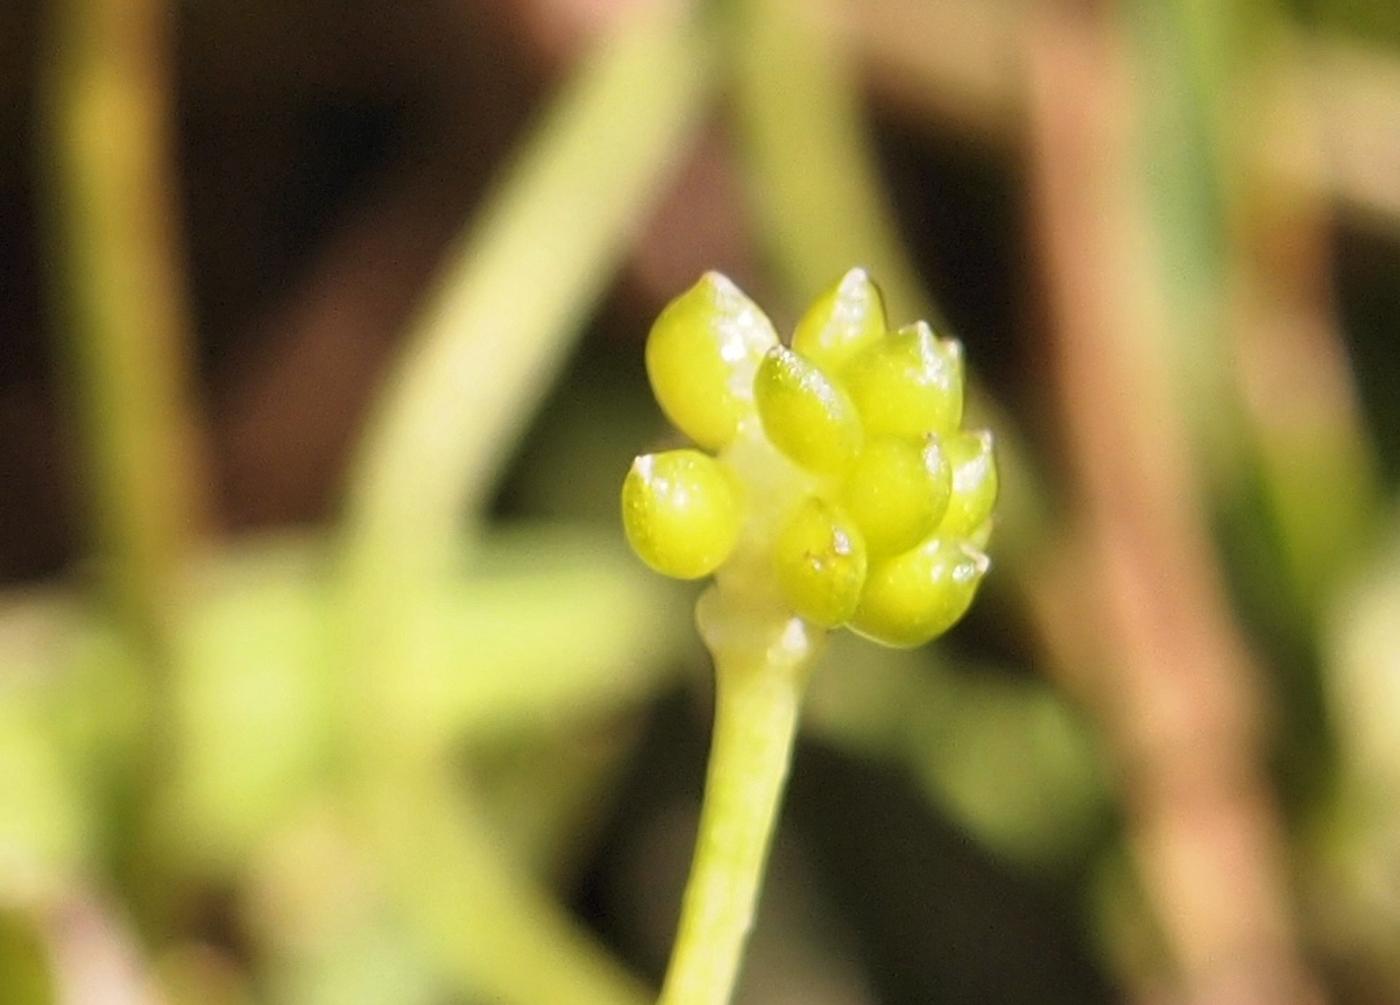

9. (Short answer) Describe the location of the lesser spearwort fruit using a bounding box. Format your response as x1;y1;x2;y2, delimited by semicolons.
623;267;995;646
621;269;996;1005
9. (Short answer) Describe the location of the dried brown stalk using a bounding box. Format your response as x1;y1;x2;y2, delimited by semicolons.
1024;10;1323;1003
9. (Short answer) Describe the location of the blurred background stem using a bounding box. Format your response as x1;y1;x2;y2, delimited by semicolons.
334;5;714;1002
726;0;927;324
367;766;650;1005
339;2;711;588
1214;23;1380;626
38;0;210;939
40;0;208;660
1025;8;1321;1001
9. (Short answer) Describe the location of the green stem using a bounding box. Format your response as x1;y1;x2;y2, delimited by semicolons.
41;0;207;935
368;767;650;1005
42;0;207;651
332;7;714;1002
728;0;926;321
341;4;712;589
660;592;820;1005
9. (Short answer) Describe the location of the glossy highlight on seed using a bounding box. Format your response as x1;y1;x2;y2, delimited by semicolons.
938;430;998;538
844;321;964;439
622;449;741;579
841;435;952;557
791;267;887;374
754;346;863;476
850;537;991;648
645;272;777;450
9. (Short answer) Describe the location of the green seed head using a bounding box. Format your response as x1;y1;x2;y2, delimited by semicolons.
622;449;742;579
754;346;863;476
844;321;964;439
841;435;952;557
938;430;998;538
773;497;868;628
625;270;996;648
791;268;887;374
850;537;990;648
645;272;777;450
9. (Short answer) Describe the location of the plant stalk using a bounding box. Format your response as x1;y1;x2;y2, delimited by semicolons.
660;593;819;1005
42;0;208;652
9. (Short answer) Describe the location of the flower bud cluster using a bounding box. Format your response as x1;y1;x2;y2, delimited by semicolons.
622;270;995;648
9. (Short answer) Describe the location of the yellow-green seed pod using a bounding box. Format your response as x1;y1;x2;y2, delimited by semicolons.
645;272;778;450
939;430;998;537
622;450;742;579
773;497;867;628
841;435;952;557
843;321;964;438
791;268;887;374
754;346;863;475
850;538;990;648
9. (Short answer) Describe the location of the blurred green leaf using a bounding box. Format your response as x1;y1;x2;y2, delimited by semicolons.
398;526;689;749
805;636;1107;867
909;667;1106;867
0;519;688;885
0;912;52;1005
366;768;651;1005
268;915;442;1005
0;692;88;897
0;595;133;895
474;724;641;880
167;539;331;873
154;525;686;872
